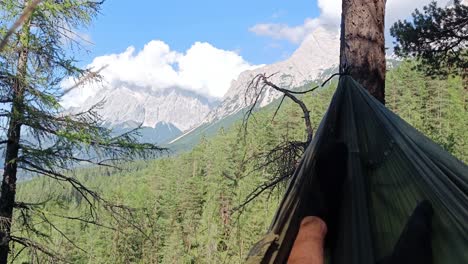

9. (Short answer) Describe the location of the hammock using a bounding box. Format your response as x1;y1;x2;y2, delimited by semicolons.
246;76;468;264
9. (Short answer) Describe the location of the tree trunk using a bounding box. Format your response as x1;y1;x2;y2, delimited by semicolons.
0;17;31;264
462;68;467;112
340;0;387;104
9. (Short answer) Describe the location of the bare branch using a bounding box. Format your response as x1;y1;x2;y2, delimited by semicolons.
271;95;286;122
13;199;50;210
235;72;340;212
10;236;62;262
60;65;108;97
232;173;290;213
246;73;315;142
0;0;42;52
34;211;87;253
47;213;116;231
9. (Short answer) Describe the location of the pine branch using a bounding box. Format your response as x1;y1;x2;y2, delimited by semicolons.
10;236;63;262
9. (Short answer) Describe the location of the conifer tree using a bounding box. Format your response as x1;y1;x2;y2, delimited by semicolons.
390;0;468;80
0;1;162;262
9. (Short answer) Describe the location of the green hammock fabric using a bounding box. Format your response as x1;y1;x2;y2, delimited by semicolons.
246;76;468;264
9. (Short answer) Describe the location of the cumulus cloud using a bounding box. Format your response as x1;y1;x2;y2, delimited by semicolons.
249;18;320;44
61;41;260;108
250;0;450;44
385;0;450;26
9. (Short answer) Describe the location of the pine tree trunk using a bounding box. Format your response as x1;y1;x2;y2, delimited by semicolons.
340;0;387;104
462;68;467;111
0;17;30;263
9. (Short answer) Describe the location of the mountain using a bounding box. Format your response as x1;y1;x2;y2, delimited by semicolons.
169;27;340;149
71;83;218;132
203;26;340;124
170;26;406;150
113;121;182;144
170;27;340;149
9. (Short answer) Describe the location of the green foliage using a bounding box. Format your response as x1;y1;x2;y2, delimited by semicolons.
386;60;467;161
0;1;162;262
11;62;467;263
390;0;468;77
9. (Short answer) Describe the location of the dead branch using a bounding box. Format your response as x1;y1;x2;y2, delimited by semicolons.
235;72;339;213
232;139;304;213
60;65;108;97
0;0;42;52
10;236;62;262
244;73;314;142
233;73;315;213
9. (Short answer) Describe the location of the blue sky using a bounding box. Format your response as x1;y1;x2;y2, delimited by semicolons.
63;0;444;107
82;0;320;65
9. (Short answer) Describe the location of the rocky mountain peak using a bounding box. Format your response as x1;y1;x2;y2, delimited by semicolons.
71;84;217;131
203;26;340;123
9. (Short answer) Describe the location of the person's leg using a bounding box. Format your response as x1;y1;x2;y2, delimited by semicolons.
288;216;327;264
288;142;347;264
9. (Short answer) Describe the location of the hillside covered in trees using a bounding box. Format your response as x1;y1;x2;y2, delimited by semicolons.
13;61;466;263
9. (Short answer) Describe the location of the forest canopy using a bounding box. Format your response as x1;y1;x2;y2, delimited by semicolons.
12;61;467;263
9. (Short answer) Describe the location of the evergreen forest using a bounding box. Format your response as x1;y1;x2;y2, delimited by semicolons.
12;61;466;263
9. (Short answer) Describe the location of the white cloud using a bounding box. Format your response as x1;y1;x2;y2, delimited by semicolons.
385;0;449;26
61;41;260;108
177;42;260;98
250;0;450;44
249;18;320;44
316;0;342;24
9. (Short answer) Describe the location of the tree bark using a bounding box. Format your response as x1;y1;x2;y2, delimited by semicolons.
0;16;31;264
340;0;387;104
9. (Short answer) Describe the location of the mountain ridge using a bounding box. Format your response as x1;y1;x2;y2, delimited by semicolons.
202;26;340;124
71;85;218;132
